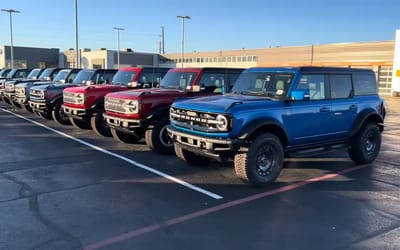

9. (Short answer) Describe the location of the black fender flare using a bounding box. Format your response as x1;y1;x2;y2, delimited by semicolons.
89;99;104;112
350;109;384;137
238;118;288;145
146;105;170;122
49;95;63;106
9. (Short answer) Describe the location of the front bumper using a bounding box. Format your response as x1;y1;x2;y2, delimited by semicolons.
63;105;90;120
5;92;15;100
167;125;242;158
29;101;47;111
14;96;27;105
103;113;147;134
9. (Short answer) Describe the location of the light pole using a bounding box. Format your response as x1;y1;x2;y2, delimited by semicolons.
74;0;79;68
113;27;124;69
176;15;191;68
1;9;20;69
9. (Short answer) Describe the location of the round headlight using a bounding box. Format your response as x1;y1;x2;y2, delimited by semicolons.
125;100;138;113
216;114;228;131
76;93;85;104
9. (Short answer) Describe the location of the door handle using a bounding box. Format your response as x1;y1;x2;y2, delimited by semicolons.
349;104;358;110
320;107;330;112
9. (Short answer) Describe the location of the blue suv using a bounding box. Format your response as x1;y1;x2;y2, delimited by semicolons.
168;67;386;186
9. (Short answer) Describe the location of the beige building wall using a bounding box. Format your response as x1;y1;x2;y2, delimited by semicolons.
160;40;395;94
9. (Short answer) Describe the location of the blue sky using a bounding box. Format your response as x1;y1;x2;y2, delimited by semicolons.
0;0;399;53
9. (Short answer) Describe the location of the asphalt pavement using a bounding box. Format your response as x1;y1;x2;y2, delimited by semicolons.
0;97;399;250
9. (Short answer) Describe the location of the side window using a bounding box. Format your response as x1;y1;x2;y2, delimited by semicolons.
104;72;115;83
353;72;377;95
227;72;241;91
199;72;225;93
66;72;77;83
94;72;103;84
51;69;61;80
139;70;155;87
297;74;326;100
329;74;352;99
16;70;27;78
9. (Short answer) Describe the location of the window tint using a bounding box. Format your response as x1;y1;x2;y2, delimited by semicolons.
103;72;116;83
330;74;352;99
353;72;377;95
198;72;225;93
297;74;326;100
140;70;156;87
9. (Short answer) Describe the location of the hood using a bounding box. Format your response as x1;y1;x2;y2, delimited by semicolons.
172;94;279;113
64;84;126;94
30;83;78;92
107;88;183;100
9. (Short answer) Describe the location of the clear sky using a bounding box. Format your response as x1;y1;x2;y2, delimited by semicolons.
0;0;399;54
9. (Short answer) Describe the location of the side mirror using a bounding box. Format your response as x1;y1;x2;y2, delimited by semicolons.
291;89;310;101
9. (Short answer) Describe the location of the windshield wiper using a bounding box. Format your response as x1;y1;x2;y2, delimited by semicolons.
160;85;180;89
238;90;279;99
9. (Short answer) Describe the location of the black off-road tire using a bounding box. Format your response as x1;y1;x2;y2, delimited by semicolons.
52;103;71;125
234;133;284;186
38;110;53;120
33;110;42;117
11;100;21;109
91;111;111;137
110;128;141;143
22;104;33;113
69;117;91;129
174;144;210;166
348;123;381;164
145;120;174;154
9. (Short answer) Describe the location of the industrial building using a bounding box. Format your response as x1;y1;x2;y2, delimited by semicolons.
0;45;59;69
2;29;400;95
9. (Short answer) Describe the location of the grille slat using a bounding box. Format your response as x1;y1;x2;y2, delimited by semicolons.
30;89;45;101
104;97;127;113
170;107;222;132
63;92;76;104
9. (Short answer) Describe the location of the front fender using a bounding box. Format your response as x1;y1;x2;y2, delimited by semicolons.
237;118;288;143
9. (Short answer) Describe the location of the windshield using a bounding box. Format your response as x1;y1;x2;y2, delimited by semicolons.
53;69;71;82
38;69;54;80
231;72;294;99
72;70;94;84
27;69;42;79
0;69;10;77
160;71;198;90
6;69;17;78
111;71;137;85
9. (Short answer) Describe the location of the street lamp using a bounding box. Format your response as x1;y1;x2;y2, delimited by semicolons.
176;15;191;68
74;0;79;68
113;27;124;69
1;9;20;69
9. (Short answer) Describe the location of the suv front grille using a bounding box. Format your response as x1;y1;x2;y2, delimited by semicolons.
105;97;127;113
63;92;75;104
5;83;14;92
15;86;25;97
30;89;46;102
170;107;224;132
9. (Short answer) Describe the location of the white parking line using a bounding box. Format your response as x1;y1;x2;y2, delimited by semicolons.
1;108;223;200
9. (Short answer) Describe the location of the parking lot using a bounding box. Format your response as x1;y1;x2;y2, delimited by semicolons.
0;97;399;250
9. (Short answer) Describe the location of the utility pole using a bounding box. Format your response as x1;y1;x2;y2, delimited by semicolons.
113;27;124;69
1;9;20;69
74;0;79;68
176;16;191;68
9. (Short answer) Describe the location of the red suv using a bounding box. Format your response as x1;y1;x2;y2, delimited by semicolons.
103;67;244;154
62;67;169;136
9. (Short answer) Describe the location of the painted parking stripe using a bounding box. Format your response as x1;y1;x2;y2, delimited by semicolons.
83;164;370;250
1;108;223;200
